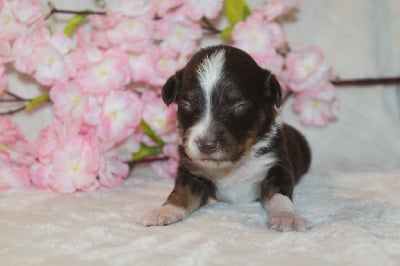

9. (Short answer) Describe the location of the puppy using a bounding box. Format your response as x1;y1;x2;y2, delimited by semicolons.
141;45;311;231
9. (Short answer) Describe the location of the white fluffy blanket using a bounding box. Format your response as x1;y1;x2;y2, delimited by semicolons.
1;168;399;266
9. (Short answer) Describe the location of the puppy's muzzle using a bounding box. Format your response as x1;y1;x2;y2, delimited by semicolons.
196;137;219;154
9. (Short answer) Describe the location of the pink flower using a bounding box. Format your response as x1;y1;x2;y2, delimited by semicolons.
148;0;184;17
0;39;13;61
33;118;80;163
0;117;35;167
116;130;143;162
128;47;159;83
0;59;7;95
85;91;143;143
0;118;33;189
6;0;43;25
253;49;285;76
32;135;101;193
0;152;30;190
292;82;338;127
285;46;332;92
30;43;73;86
141;91;177;137
49;135;100;193
50;81;88;122
105;18;154;51
181;0;223;21
31;118;102;193
106;0;155;19
0;117;24;146
253;0;300;21
232;15;286;59
69;45;103;71
13;27;74;86
150;143;179;178
101;91;143;142
12;34;35;73
98;148;129;188
0;0;42;41
76;48;131;94
150;46;186;86
157;13;203;56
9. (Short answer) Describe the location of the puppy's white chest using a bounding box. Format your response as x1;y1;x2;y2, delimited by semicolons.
213;154;276;203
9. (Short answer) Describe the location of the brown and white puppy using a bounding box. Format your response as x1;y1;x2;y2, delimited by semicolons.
141;45;311;231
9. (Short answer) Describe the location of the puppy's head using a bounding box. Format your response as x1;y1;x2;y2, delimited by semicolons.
162;45;282;168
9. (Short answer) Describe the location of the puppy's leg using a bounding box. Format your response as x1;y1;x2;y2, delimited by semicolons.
260;165;309;232
141;173;215;226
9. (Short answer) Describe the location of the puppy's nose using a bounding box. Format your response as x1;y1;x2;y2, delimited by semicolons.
197;138;219;154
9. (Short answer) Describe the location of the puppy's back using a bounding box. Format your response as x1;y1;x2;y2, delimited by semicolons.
282;124;311;183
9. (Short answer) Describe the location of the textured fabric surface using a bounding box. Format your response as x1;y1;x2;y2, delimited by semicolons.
1;168;400;266
2;0;400;265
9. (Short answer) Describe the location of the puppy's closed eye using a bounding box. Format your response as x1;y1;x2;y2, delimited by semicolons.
232;100;252;116
179;99;193;112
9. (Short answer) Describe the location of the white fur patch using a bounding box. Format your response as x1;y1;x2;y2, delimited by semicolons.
253;118;283;150
264;193;295;214
195;120;282;203
264;193;309;232
196;49;226;98
214;152;277;203
140;204;187;226
186;49;226;159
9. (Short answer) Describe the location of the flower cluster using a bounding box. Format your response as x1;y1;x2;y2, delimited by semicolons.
231;0;337;125
0;0;337;192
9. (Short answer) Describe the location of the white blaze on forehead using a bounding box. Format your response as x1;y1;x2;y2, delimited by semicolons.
196;49;226;98
185;49;226;159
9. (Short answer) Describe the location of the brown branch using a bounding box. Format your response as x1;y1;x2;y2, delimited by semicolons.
200;17;221;34
281;77;400;105
127;156;169;169
0;106;26;116
332;77;400;87
45;2;106;20
5;91;30;101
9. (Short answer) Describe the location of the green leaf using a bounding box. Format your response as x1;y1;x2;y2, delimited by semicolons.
25;94;50;111
131;143;162;161
220;24;234;39
140;119;165;146
64;12;88;37
224;0;251;24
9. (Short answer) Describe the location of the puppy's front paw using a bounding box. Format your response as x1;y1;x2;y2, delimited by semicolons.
141;204;187;226
268;211;310;232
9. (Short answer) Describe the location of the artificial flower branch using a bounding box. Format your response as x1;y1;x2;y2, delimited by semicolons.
3;75;400;115
332;77;400;87
45;2;106;20
43;5;400;88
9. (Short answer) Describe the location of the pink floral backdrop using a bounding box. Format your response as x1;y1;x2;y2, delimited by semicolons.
0;0;339;193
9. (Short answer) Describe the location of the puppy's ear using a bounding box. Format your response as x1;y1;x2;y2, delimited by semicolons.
264;71;283;108
162;70;183;105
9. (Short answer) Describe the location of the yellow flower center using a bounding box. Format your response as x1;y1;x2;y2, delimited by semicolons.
124;20;135;30
72;97;81;108
98;68;108;78
47;56;56;67
70;163;80;174
3;13;14;24
311;100;320;109
0;143;11;150
174;28;184;39
158;58;168;71
110;110;119;120
154;116;165;128
251;33;260;43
